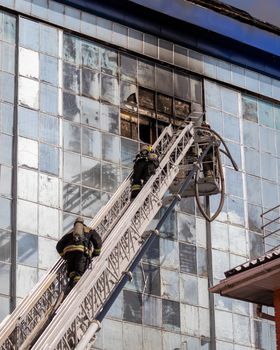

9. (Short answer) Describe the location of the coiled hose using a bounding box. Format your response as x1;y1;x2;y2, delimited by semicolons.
194;126;238;222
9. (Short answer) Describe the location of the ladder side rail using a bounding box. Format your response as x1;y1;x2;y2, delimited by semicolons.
90;124;174;240
78;144;209;349
0;259;65;350
0;124;175;349
32;124;194;349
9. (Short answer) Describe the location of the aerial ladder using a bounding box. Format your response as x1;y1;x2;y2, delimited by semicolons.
0;114;237;349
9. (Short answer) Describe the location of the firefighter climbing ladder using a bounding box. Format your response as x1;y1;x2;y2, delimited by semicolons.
0;121;204;349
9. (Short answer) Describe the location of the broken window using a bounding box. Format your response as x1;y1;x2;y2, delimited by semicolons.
121;111;138;140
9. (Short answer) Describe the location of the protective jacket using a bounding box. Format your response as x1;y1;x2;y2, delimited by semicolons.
56;226;102;260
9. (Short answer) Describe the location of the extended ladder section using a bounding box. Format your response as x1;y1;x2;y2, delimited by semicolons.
0;123;191;350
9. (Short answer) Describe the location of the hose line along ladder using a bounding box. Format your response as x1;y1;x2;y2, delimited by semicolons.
0;122;193;349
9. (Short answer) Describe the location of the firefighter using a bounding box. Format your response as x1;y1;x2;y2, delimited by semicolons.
56;217;102;293
131;144;159;199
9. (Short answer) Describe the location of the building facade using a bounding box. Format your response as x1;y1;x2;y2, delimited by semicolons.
0;0;279;349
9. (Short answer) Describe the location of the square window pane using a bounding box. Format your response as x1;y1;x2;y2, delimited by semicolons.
0;72;14;103
156;65;173;95
17;199;38;234
63;62;80;93
101;47;118;76
63;183;81;214
0;230;11;263
162;299;180;331
102;133;120;163
259;100;274;128
18;77;39;109
39;114;59;145
18;167;38;202
19;47;39;79
17;231;38;267
0;134;12;166
82;127;101;159
39;173;59;208
179;242;197;274
63;121;81;152
123;290;142;324
121;137;138;167
63;152;81;183
81;68;99;99
174;72;190;101
81;157;101;189
120;54;137;82
2;42;15;74
0;262;10;295
39;143;59;176
18;106;38;140
161;268;179;300
81;97;100;128
0;197;12;230
40;84;58;115
138;59;155;90
19;18;39;51
81;187;102;217
81;41;99;69
16;264;37;298
102;163;120;192
160;239;179;270
223;114;240;142
1;102;14;135
0;165;12;198
40;54;58;86
40;24;58;56
190;77;202;104
143;295;162;327
243;120;259;150
142;263;161;296
3;13;16;44
63;92;80;123
101;74;119;105
63;34;79;64
242;96;258;123
101;104;119;134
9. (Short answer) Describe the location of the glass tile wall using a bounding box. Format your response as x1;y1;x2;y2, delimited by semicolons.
0;10;16;320
205;80;277;349
0;5;277;350
16;16;61;300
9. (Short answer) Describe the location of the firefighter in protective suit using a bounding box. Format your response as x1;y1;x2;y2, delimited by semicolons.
56;217;102;292
131;144;159;199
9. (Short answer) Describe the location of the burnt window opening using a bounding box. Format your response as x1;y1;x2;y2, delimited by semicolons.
121;84;196;143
